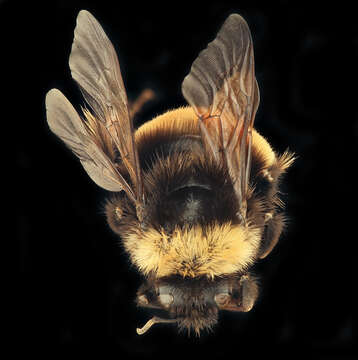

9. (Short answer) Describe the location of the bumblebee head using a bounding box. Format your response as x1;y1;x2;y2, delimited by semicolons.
136;274;258;336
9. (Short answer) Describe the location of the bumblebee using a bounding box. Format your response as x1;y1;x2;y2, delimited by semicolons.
46;10;294;336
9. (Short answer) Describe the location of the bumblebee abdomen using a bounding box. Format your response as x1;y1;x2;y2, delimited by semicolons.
135;106;278;177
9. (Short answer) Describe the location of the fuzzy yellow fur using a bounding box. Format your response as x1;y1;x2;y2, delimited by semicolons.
277;150;296;172
135;106;199;144
122;222;261;279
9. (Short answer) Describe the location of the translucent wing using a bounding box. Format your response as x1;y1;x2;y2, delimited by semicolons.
46;88;132;194
182;14;259;220
69;10;143;206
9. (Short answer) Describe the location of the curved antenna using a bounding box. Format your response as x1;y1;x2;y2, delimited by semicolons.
136;316;177;335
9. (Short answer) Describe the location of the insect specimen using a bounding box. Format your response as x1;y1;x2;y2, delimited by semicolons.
46;10;294;335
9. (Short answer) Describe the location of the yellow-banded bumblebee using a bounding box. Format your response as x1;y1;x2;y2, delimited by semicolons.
46;10;294;336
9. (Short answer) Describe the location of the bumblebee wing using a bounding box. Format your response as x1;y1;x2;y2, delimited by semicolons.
182;14;259;219
46;88;134;195
69;10;143;205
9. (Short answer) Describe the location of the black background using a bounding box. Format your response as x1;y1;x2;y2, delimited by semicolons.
9;0;356;356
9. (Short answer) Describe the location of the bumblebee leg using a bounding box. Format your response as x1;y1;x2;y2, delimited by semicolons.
238;274;259;312
258;212;284;259
129;88;155;118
